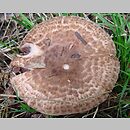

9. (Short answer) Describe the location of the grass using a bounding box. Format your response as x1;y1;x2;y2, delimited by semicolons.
0;13;130;118
92;13;130;117
12;13;34;30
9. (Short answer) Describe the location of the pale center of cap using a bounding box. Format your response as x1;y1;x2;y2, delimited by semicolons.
63;64;70;70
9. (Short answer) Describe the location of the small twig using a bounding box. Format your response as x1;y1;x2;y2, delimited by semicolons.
75;31;88;45
93;107;99;118
0;50;12;60
0;46;18;53
12;112;26;118
82;105;117;118
1;19;11;41
0;94;17;98
0;20;4;30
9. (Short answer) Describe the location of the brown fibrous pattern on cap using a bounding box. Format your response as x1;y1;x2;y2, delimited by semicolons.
10;16;120;115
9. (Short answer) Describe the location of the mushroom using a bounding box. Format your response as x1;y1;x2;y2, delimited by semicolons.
10;16;120;115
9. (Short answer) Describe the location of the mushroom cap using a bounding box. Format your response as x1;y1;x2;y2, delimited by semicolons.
10;16;120;115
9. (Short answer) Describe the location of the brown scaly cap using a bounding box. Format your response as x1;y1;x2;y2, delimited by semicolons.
10;16;120;115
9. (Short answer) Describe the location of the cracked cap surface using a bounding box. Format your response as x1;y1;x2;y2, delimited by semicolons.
10;16;120;115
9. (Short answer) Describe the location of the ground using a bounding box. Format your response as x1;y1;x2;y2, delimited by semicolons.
0;13;130;118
